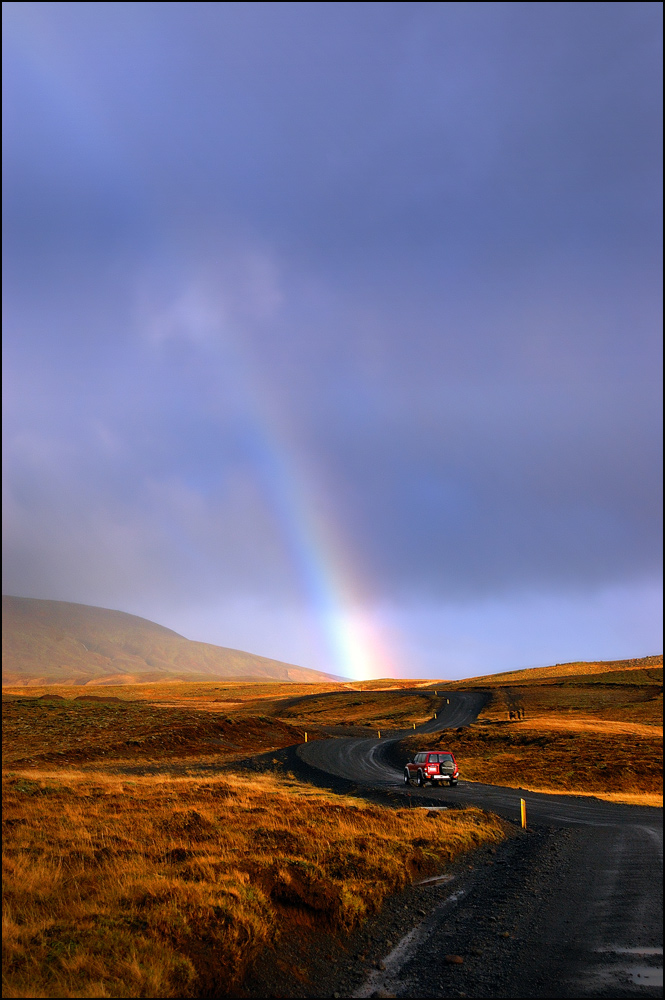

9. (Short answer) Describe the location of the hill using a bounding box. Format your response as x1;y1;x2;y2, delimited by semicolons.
1;596;344;685
439;654;662;687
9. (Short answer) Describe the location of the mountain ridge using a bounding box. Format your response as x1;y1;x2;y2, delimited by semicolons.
2;596;346;685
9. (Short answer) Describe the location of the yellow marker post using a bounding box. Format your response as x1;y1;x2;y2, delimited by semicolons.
413;722;416;729
434;712;437;719
520;798;527;829
378;730;381;739
304;732;307;743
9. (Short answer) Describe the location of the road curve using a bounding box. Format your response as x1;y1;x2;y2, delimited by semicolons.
296;690;663;998
297;689;486;788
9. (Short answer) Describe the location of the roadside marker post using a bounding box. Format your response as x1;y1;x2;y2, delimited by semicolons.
378;730;381;738
413;722;416;729
520;798;527;829
434;712;437;719
304;732;307;743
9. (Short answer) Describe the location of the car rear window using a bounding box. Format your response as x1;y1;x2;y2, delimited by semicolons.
431;753;453;763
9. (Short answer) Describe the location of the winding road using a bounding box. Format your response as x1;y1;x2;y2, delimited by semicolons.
296;691;663;998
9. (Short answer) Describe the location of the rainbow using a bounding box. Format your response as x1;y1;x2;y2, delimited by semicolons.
220;336;397;681
255;437;394;680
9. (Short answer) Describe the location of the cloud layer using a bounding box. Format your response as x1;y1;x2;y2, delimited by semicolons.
3;2;662;677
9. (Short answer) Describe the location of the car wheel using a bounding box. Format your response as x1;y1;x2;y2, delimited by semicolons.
416;771;424;787
449;780;458;787
404;770;411;784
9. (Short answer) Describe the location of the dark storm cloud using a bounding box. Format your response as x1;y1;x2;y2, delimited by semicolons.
2;2;662;672
5;2;661;259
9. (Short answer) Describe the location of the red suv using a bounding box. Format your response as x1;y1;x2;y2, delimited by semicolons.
404;751;459;787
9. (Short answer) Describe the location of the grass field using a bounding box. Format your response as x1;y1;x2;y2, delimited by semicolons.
244;688;442;728
437;654;663;687
1;677;426;701
2;770;506;998
475;669;663;727
0;682;446;738
1;695;314;770
2;680;349;703
2;655;662;995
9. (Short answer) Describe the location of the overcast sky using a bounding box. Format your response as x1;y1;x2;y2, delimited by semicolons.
3;2;662;679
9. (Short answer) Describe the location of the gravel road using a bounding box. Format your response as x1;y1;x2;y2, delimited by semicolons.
287;691;663;999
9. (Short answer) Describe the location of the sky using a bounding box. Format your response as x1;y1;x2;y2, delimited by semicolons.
2;1;662;680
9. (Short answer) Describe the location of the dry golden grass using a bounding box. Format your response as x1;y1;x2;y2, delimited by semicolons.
2;681;340;702
504;715;660;738
255;689;441;728
554;791;663;807
3;657;661;997
448;654;662;687
2;696;315;770
1;678;425;704
478;677;663;727
1;684;449;742
2;770;506;998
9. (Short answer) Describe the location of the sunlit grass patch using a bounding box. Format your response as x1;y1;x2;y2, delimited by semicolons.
476;675;663;727
2;770;507;998
461;782;662;807
450;654;662;687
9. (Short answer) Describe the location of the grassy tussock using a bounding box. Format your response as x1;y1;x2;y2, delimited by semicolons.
2;771;506;998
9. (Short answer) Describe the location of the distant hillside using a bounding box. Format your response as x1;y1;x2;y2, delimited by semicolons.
445;654;662;688
2;596;345;685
